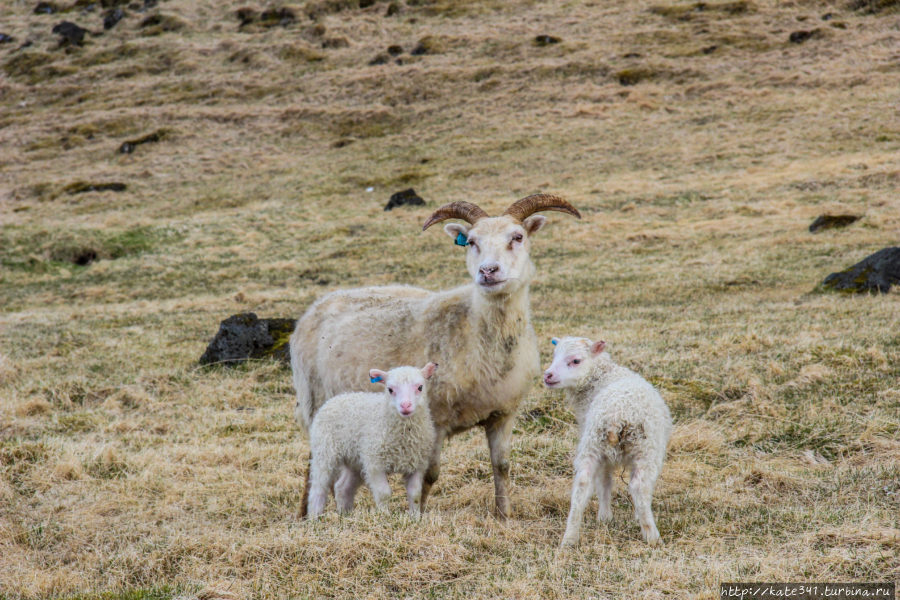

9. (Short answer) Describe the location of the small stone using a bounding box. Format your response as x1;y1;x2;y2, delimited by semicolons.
533;34;561;46
410;42;427;55
235;7;257;26
34;2;57;14
385;1;400;16
384;188;425;211
368;54;389;65
199;313;297;366
0;33;15;44
387;44;403;56
52;21;89;46
819;247;900;294
789;29;819;44
103;7;125;29
809;214;860;233
118;129;166;154
701;45;718;54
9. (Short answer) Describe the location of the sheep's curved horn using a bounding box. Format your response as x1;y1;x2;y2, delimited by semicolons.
502;194;581;222
422;201;490;231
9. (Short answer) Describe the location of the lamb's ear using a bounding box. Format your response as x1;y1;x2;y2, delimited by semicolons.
551;337;559;346
590;340;606;356
523;215;547;236
420;362;438;380
369;369;387;384
444;223;470;246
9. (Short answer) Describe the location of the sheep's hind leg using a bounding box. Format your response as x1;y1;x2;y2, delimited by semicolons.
419;429;445;512
404;471;424;517
334;466;362;514
561;458;598;547
595;461;613;522
629;461;661;546
485;414;515;519
367;468;393;514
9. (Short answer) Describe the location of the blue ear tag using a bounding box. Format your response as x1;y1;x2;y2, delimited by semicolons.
370;376;383;383
455;232;468;247
551;339;558;346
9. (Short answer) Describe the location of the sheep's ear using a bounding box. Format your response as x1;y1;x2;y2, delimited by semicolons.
444;223;469;246
590;340;606;356
421;362;438;379
523;215;547;236
369;369;387;384
551;337;559;346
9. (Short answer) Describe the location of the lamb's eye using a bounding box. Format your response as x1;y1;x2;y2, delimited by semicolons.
572;359;581;365
417;385;423;392
388;387;394;394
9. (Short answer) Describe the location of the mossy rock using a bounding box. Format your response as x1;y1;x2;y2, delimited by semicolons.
199;313;297;366
818;247;900;294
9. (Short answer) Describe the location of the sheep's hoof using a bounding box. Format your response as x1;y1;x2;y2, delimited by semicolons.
560;535;579;548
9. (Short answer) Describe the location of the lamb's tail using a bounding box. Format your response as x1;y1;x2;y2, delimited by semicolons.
299;450;312;519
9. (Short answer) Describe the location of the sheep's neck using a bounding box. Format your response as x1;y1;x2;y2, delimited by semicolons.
566;356;629;427
471;284;531;337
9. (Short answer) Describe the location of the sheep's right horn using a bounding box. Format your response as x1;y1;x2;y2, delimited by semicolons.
503;194;581;222
422;201;489;231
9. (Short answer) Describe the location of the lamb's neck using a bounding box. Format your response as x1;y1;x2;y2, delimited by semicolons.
566;356;630;427
382;400;432;438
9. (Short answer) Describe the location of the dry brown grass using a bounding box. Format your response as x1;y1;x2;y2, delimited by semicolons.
1;0;899;598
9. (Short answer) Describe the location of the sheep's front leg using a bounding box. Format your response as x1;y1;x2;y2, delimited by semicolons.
404;471;424;517
419;429;445;512
367;468;392;514
485;414;515;519
561;458;597;547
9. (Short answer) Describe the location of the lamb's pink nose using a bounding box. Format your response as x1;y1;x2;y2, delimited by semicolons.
400;402;413;414
543;371;557;385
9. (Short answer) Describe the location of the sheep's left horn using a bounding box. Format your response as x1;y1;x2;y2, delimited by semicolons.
502;194;581;222
422;201;489;231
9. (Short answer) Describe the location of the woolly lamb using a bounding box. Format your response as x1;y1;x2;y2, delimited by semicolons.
291;194;581;517
543;336;672;547
304;363;438;519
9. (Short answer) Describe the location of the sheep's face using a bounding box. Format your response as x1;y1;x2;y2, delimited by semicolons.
543;337;606;388
443;215;546;296
369;363;437;417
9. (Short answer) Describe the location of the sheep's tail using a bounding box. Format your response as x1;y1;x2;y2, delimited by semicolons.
299;450;311;519
290;333;313;435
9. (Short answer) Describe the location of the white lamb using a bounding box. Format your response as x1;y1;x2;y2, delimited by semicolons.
543;337;672;547
303;363;438;519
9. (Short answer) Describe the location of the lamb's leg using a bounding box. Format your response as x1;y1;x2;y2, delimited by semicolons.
334;466;362;514
595;461;613;522
419;428;445;512
307;461;333;519
485;414;515;519
404;471;425;517
628;461;661;546
367;468;392;514
561;457;598;547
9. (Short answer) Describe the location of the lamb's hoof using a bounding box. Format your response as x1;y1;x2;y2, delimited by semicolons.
643;529;661;546
597;507;613;522
560;535;579;548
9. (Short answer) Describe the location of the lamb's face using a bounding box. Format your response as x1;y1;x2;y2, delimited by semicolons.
369;363;437;418
443;215;545;297
543;337;606;388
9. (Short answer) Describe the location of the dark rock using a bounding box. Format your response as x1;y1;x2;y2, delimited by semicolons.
139;13;188;34
387;44;403;56
623;52;642;58
701;44;718;54
384;188;425;211
534;34;561;46
52;21;89;46
259;7;296;27
34;2;58;14
119;129;166;154
236;7;258;26
789;29;820;43
368;53;389;65
64;181;127;194
199;313;297;366
0;33;15;44
103;7;125;29
385;1;400;16
359;0;376;7
809;214;860;233
321;36;349;48
820;247;900;294
821;12;834;19
410;42;427;55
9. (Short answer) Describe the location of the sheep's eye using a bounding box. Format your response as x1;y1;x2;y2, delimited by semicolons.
388;387;394;394
572;359;581;365
512;233;523;243
417;385;423;392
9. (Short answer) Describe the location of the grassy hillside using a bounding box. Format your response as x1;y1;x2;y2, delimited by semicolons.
1;0;898;598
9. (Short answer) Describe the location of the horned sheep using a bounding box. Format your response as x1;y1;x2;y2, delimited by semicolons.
290;194;581;517
303;363;438;518
543;336;672;546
